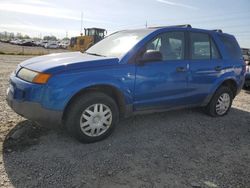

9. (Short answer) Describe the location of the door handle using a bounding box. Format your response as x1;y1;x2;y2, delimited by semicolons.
176;67;186;72
214;66;222;71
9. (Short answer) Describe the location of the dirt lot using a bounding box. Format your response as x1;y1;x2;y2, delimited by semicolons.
0;42;68;55
0;55;250;188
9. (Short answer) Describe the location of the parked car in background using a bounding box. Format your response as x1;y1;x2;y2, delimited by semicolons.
241;48;250;88
7;25;245;143
10;39;23;45
245;64;250;88
241;48;250;62
39;40;48;48
0;38;10;43
34;40;42;46
45;42;59;49
20;39;35;46
59;40;70;49
9;39;17;44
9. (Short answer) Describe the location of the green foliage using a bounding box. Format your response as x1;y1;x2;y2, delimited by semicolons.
43;36;57;41
62;37;70;40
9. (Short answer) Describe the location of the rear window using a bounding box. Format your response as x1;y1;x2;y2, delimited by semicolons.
219;35;242;60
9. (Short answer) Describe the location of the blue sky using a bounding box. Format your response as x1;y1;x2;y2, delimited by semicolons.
0;0;249;47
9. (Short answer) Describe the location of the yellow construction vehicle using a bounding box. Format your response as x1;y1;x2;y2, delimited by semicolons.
68;28;107;52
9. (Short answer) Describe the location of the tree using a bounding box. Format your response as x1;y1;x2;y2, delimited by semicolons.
16;32;23;39
32;37;41;41
9;32;15;39
23;35;30;39
62;37;70;40
43;35;57;41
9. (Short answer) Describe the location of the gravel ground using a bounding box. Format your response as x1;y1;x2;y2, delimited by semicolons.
0;55;250;188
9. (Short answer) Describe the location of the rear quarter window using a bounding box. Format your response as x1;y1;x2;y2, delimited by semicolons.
219;35;242;60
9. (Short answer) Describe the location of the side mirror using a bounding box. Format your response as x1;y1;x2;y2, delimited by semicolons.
140;50;163;63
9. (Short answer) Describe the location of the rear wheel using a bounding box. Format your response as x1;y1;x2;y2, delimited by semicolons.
64;92;119;143
205;86;233;117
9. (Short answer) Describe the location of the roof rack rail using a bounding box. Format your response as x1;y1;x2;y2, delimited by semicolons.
149;24;192;29
171;24;192;28
212;29;223;33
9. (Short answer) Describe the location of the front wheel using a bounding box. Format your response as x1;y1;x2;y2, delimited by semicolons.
64;92;119;143
205;86;233;117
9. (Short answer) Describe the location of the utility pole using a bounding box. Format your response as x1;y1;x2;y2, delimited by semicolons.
145;21;148;28
80;12;83;36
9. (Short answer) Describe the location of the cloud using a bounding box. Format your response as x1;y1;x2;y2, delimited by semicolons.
0;1;113;24
156;0;198;10
0;24;65;33
0;23;79;37
21;0;53;6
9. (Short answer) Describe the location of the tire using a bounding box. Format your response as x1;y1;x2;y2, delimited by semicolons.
64;92;119;143
205;86;233;117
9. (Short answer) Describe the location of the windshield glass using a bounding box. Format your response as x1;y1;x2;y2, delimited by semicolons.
86;30;153;58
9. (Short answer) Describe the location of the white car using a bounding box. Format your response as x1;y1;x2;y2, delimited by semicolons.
10;39;23;45
45;43;59;49
59;41;69;49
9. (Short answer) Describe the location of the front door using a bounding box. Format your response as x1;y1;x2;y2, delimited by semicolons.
134;31;188;111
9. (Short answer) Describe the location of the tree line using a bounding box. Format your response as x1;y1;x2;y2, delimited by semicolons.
0;31;69;41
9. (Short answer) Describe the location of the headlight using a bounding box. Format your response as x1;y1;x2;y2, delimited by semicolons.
17;68;51;84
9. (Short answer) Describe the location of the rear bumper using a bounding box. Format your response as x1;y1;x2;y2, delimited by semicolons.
6;89;62;127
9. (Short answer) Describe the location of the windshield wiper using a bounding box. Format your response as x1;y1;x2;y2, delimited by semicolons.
85;52;106;57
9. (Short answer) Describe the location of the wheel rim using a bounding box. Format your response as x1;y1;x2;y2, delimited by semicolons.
80;103;112;137
215;93;231;115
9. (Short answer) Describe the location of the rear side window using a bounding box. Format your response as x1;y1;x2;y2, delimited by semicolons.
219;35;242;60
190;32;220;60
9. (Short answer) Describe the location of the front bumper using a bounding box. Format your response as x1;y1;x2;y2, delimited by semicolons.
6;86;63;127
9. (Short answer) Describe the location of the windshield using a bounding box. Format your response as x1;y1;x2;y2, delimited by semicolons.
86;30;153;58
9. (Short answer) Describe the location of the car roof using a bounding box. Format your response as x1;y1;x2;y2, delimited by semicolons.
120;24;234;38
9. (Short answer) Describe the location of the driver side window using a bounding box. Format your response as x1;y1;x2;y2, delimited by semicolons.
147;37;161;51
146;32;185;61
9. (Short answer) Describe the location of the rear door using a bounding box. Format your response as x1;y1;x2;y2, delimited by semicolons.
134;31;189;110
186;32;223;105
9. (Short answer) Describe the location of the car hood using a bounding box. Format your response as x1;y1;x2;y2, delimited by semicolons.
20;52;120;73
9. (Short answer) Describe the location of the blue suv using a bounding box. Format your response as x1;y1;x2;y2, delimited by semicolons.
7;25;246;143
